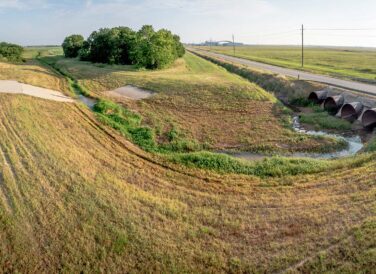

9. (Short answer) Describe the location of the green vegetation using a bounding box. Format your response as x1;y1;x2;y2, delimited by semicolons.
192;49;323;102
170;151;338;178
168;150;373;178
62;34;84;58
300;110;352;131
63;25;185;69
0;42;23;62
365;137;376;152
42;51;342;154
93;99;200;152
197;45;376;82
0;46;375;273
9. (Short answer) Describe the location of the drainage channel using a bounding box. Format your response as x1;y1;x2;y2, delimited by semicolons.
221;116;364;161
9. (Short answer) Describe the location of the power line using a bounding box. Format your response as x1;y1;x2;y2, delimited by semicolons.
305;28;376;31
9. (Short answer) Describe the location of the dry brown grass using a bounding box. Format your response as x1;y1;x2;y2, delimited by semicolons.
0;94;374;273
45;53;340;153
0;60;70;94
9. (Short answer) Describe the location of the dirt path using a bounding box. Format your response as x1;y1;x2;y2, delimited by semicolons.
0;80;74;102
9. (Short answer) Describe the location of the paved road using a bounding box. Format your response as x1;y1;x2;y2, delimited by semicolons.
189;48;376;96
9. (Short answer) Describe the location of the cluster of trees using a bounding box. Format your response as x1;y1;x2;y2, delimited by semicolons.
0;42;23;62
62;25;185;69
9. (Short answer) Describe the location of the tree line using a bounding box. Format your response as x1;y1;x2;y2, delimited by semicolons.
62;25;185;69
0;42;23;62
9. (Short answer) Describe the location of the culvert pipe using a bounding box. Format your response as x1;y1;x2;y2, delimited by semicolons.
308;90;328;104
361;108;376;129
324;95;345;114
340;102;364;121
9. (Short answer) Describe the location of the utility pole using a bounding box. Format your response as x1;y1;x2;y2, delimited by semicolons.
301;24;304;67
232;34;235;56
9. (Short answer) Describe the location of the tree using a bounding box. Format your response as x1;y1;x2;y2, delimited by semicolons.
64;25;185;69
132;26;180;69
173;35;185;58
0;42;23;62
62;35;84;58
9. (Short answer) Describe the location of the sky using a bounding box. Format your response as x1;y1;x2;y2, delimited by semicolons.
0;0;375;47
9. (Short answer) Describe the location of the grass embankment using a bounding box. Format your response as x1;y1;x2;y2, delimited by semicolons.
40;51;343;154
0;49;70;94
196;45;376;82
297;218;376;273
0;94;374;273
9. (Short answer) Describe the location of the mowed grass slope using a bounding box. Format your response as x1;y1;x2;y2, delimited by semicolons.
0;94;374;273
42;52;340;153
197;45;376;81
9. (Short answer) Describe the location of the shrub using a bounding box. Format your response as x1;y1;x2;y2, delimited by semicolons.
0;42;23;62
62;34;85;58
168;152;333;178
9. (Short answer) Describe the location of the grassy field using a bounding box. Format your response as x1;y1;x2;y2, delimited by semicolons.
196;45;376;82
0;47;374;272
0;94;374;273
39;51;343;154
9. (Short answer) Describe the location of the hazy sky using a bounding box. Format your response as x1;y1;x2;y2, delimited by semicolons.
0;0;375;47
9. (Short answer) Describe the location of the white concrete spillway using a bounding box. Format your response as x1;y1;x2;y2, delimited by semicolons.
0;80;74;102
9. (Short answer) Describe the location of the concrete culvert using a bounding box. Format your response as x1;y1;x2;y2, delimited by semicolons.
324;95;345;114
340;102;364;121
361;108;376;129
308;90;328;104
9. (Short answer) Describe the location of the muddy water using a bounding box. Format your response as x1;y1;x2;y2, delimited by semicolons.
221;116;364;161
78;95;97;109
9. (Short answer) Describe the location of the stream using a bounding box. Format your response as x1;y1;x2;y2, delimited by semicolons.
221;116;364;161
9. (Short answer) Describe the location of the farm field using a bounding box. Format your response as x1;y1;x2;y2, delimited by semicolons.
0;47;373;272
196;45;376;82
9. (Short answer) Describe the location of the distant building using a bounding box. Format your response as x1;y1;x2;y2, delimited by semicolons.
193;41;244;47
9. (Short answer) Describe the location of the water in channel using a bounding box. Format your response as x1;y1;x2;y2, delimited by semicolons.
221;116;364;161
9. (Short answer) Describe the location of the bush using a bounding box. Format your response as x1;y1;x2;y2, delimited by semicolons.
168;152;333;178
64;25;184;69
0;42;23;62
62;35;85;58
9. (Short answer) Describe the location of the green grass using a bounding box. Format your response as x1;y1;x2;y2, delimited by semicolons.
23;46;63;59
0;47;375;274
93;99;201;153
300;111;352;131
168;150;371;178
365;137;376;152
37;50;343;154
197;45;376;82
